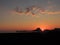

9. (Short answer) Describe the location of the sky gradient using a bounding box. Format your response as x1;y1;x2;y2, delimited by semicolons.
0;0;60;32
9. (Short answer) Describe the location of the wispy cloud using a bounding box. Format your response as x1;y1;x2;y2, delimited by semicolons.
43;11;60;15
11;5;60;16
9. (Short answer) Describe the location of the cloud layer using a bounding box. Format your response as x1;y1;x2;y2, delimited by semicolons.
11;5;60;16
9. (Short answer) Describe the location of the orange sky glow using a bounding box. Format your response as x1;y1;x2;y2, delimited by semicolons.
0;0;60;32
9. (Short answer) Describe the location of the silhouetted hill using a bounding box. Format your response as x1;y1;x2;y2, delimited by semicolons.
0;28;60;44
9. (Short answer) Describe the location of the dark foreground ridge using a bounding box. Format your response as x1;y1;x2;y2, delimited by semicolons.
0;28;60;44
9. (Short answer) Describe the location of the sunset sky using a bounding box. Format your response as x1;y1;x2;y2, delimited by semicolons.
0;0;60;32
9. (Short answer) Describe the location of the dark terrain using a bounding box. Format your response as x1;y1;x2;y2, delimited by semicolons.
0;28;60;44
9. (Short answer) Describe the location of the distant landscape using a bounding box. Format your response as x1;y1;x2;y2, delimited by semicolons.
0;28;60;44
16;28;60;33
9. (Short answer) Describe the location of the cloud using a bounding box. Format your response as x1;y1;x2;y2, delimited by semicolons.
31;5;38;10
47;0;57;10
11;5;60;16
39;9;60;15
25;8;31;15
15;7;23;14
12;6;39;16
44;11;60;15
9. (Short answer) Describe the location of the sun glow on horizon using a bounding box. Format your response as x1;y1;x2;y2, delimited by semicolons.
37;24;53;31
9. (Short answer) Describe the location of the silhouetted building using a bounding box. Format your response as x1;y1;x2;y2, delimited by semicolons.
54;28;60;30
52;28;60;32
33;28;42;32
16;28;60;33
44;30;50;33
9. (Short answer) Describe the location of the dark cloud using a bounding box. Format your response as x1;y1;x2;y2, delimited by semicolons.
13;5;60;16
14;6;42;15
25;8;31;14
15;7;23;13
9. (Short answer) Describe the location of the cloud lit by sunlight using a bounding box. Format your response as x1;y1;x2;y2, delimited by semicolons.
11;5;60;16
